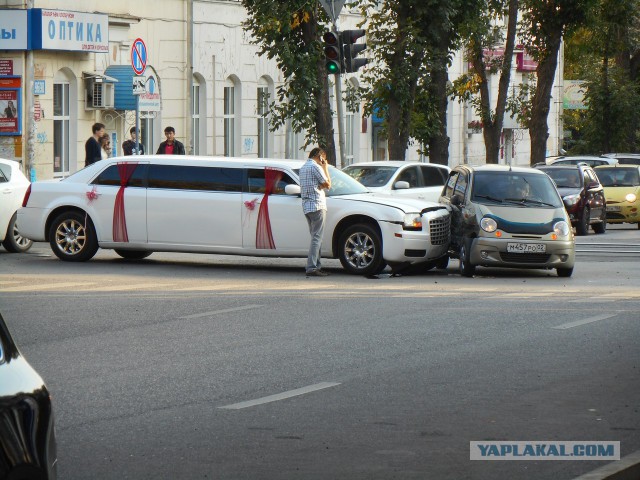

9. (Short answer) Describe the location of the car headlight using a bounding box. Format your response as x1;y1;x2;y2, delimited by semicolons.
553;220;570;237
403;213;423;230
480;217;497;233
563;194;581;207
626;193;637;203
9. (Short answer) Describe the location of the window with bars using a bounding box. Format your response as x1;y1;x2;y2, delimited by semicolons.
224;85;235;157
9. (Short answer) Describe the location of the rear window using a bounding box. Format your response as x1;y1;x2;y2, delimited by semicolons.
148;165;243;192
595;168;640;186
93;164;147;187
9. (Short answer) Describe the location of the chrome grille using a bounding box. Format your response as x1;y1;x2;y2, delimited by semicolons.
429;215;451;246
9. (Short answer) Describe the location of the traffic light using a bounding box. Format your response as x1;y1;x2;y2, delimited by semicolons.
342;29;368;73
323;31;342;75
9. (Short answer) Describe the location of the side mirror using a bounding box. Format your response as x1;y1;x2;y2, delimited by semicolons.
450;194;463;206
285;184;301;196
587;181;600;190
394;181;410;190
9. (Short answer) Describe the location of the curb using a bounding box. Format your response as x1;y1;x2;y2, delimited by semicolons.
573;450;640;480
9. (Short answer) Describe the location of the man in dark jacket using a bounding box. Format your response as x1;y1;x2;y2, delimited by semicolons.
122;127;145;156
85;122;105;166
156;126;185;155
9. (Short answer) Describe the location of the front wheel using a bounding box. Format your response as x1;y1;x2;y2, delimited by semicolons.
338;223;385;275
459;238;475;277
114;249;152;260
592;210;606;234
575;207;589;236
2;213;33;253
48;211;98;262
557;267;574;278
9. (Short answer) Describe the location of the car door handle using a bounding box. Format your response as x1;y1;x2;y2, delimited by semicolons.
2;188;13;194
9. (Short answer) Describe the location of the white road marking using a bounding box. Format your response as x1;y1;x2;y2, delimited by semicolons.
219;382;341;410
552;313;618;330
179;305;263;319
1;282;92;292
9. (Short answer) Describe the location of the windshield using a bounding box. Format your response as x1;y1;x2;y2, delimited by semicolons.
595;168;640;187
471;171;563;208
540;168;582;188
342;165;397;187
327;166;370;196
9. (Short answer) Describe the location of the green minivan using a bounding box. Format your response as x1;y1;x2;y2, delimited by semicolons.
439;165;576;277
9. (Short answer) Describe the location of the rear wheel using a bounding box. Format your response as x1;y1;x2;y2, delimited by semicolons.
115;249;152;260
434;255;449;270
48;211;98;262
575;207;589;236
557;267;574;278
2;213;33;253
458;238;475;277
338;223;385;276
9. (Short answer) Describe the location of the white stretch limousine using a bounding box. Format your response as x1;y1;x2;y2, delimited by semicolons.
18;157;451;275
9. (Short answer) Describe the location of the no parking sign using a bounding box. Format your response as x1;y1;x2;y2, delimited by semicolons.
131;38;147;76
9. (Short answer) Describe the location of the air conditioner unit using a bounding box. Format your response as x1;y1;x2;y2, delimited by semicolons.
85;79;115;109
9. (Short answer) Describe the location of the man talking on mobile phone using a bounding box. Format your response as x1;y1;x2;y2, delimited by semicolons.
299;147;332;277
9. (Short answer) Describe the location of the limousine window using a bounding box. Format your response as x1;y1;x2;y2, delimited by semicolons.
248;168;297;194
148;165;243;192
92;164;147;187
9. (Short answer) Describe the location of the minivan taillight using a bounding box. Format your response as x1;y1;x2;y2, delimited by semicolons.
21;184;31;207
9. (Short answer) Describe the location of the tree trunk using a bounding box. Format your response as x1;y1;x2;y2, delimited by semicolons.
428;36;452;166
302;8;337;165
529;33;562;166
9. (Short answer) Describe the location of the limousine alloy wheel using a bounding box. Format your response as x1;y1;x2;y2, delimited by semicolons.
49;211;99;262
338;223;385;275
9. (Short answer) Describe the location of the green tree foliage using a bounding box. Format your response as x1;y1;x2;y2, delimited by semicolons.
564;0;640;153
241;1;337;163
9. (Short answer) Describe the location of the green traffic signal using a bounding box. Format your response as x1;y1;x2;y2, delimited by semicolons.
323;31;342;75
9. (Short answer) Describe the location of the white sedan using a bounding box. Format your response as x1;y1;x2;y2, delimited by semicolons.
343;161;450;202
18;156;451;275
0;158;33;253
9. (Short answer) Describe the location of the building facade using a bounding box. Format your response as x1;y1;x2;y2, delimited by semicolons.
0;0;562;181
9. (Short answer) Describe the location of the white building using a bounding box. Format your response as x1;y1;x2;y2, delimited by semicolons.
0;0;562;180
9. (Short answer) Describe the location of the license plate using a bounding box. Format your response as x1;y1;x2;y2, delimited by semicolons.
606;206;621;212
507;243;546;254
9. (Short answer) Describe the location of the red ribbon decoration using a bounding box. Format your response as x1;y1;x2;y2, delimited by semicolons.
112;162;139;242
256;167;283;249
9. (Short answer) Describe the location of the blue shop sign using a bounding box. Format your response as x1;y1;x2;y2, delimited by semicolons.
30;9;108;53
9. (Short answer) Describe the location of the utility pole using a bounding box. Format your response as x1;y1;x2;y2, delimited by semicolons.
333;21;346;169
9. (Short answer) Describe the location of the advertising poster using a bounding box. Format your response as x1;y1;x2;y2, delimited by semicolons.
0;87;21;135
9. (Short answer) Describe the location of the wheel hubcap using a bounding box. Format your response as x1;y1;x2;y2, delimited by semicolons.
12;222;32;248
55;219;86;255
345;232;374;269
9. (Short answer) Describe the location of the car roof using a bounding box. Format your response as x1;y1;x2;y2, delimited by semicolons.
594;164;640;169
537;164;592;171
454;164;550;175
602;153;640;158
345;161;449;169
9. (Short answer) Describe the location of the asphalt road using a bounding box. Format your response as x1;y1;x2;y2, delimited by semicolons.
1;224;638;480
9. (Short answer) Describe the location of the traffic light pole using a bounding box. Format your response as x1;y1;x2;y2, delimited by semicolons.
332;24;347;169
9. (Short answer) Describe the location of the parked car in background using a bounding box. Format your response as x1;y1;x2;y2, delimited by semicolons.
536;164;607;235
18;156;451;276
0;312;57;479
342;161;450;202
594;164;640;229
0;158;33;253
440;165;575;277
547;155;618;167
602;153;640;166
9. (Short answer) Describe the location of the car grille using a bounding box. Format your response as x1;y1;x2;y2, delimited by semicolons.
500;253;551;263
429;215;451;246
607;212;626;220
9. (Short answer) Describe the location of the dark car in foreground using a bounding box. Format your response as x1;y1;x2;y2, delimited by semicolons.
0;312;57;479
440;165;575;277
536;164;607;236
